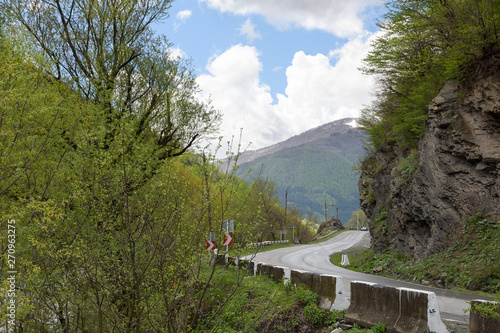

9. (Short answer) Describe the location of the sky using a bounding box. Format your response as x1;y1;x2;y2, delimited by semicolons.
157;0;386;156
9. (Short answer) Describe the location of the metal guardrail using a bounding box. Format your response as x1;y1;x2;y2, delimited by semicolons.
246;240;289;247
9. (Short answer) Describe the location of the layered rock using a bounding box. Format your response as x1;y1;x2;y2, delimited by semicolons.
359;72;500;259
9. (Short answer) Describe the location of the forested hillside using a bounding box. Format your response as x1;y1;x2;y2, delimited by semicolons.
0;2;315;331
235;119;364;224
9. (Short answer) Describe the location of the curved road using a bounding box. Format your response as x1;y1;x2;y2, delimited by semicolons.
246;231;496;325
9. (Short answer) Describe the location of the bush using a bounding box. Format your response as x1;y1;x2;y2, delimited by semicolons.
303;303;326;326
295;284;319;306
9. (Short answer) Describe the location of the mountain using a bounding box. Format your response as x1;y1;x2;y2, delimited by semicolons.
233;118;365;224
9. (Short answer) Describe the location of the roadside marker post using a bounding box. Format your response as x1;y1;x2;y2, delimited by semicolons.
223;232;233;246
222;220;234;252
206;232;216;251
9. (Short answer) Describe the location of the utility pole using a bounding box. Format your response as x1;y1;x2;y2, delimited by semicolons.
284;186;291;241
328;201;336;220
356;210;359;230
324;201;327;222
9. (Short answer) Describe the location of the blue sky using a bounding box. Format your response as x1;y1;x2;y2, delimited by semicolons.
156;0;386;156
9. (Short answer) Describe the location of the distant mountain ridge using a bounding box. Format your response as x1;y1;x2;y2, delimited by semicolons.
235;118;362;166
233;118;365;224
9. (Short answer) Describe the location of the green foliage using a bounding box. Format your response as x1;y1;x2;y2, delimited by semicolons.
464;212;499;235
196;270;347;332
0;8;306;332
346;210;369;229
469;300;500;320
373;207;388;236
360;0;500;154
295;285;341;327
303;303;326;326
393;149;419;187
295;284;319;306
238;145;362;224
371;323;387;333
342;213;500;293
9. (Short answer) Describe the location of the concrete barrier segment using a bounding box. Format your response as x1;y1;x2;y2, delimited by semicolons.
318;274;336;310
345;281;400;330
290;269;314;290
261;264;284;284
345;281;449;333
328;275;349;311
226;254;236;266
214;253;226;266
395;287;448;333
257;262;272;276
254;262;261;276
272;266;285;284
282;267;291;285
246;260;254;275
469;299;500;333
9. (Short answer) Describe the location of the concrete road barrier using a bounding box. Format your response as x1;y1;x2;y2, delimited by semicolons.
395;287;448;333
345;281;448;333
256;263;286;284
345;281;399;329
469;300;500;333
214;253;226;266
289;269;349;311
290;269;314;289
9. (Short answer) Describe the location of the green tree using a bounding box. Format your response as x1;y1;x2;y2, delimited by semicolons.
345;210;368;230
360;0;500;153
0;3;221;331
6;0;220;161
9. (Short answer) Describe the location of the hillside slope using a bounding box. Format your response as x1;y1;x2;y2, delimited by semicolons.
359;71;500;260
235;118;364;223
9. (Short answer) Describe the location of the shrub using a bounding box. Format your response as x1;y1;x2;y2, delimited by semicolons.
295;284;319;306
303;303;326;326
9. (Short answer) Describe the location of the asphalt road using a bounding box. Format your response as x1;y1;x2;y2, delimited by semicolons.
245;230;496;325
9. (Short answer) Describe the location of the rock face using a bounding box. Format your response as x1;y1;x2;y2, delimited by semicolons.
317;217;344;236
359;72;500;259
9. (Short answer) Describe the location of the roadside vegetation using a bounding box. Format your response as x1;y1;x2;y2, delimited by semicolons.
353;0;500;310
0;2;317;331
195;265;386;333
332;213;500;295
359;0;500;156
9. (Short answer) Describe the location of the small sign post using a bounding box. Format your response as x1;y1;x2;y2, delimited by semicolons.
206;232;216;251
222;220;234;252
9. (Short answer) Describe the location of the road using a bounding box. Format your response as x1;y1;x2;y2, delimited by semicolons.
245;231;496;325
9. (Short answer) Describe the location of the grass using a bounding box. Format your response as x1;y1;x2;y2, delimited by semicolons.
194;264;389;332
331;213;500;297
194;265;347;332
199;229;393;332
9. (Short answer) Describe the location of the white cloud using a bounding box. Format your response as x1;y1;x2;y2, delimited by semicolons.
274;36;375;136
201;0;382;37
239;18;261;42
197;34;376;155
176;9;192;21
168;47;186;60
197;45;278;152
174;9;192;30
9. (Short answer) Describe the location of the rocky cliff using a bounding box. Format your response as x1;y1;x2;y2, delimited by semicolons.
359;69;500;260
